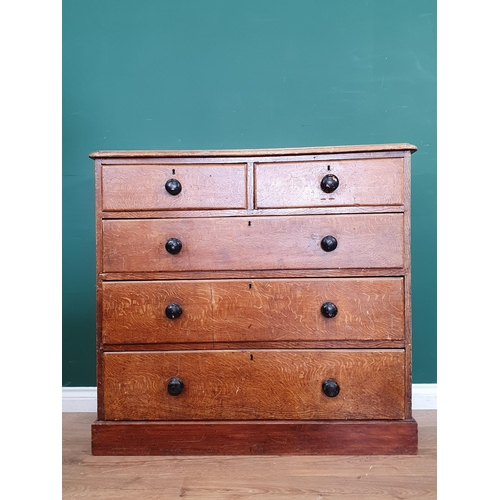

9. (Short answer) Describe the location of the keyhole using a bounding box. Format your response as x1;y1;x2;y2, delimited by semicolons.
327;165;331;171
172;168;176;175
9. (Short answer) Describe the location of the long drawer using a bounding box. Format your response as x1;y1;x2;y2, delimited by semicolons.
102;277;405;344
102;350;406;421
102;213;404;272
255;157;404;208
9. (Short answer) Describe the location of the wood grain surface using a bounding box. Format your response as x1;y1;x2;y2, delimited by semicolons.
92;144;415;458
101;277;405;344
92;419;417;456
254;158;404;208
102;163;247;211
102;349;406;421
90;143;417;158
102;213;404;273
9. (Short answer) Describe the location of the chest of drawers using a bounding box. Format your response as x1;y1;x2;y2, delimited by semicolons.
90;144;418;455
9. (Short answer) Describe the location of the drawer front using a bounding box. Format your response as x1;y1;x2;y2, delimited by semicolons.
255;158;404;208
103;350;406;420
102;278;404;344
101;164;247;210
102;214;404;272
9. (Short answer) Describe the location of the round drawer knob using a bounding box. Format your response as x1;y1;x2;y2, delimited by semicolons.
321;302;338;318
320;174;339;193
167;377;184;396
165;303;183;319
320;235;337;252
165;178;182;195
322;379;340;398
165;237;182;254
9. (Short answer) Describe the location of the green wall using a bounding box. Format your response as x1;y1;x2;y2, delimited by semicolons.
62;0;436;386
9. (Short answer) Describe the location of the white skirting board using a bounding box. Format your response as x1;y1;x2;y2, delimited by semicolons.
62;384;437;412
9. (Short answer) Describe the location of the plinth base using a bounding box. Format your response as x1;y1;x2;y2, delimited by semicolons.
91;419;418;456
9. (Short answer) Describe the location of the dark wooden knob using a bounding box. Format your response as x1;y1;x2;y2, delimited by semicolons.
322;379;340;398
165;303;182;319
321;302;338;318
167;377;184;396
165;178;182;195
165;237;182;254
321;235;337;252
320;174;339;193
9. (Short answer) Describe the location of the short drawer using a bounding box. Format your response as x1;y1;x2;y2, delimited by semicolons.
102;278;404;344
102;213;404;272
254;158;404;208
102;350;406;420
101;163;247;210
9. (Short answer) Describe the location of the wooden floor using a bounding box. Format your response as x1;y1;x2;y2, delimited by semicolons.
63;410;436;499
